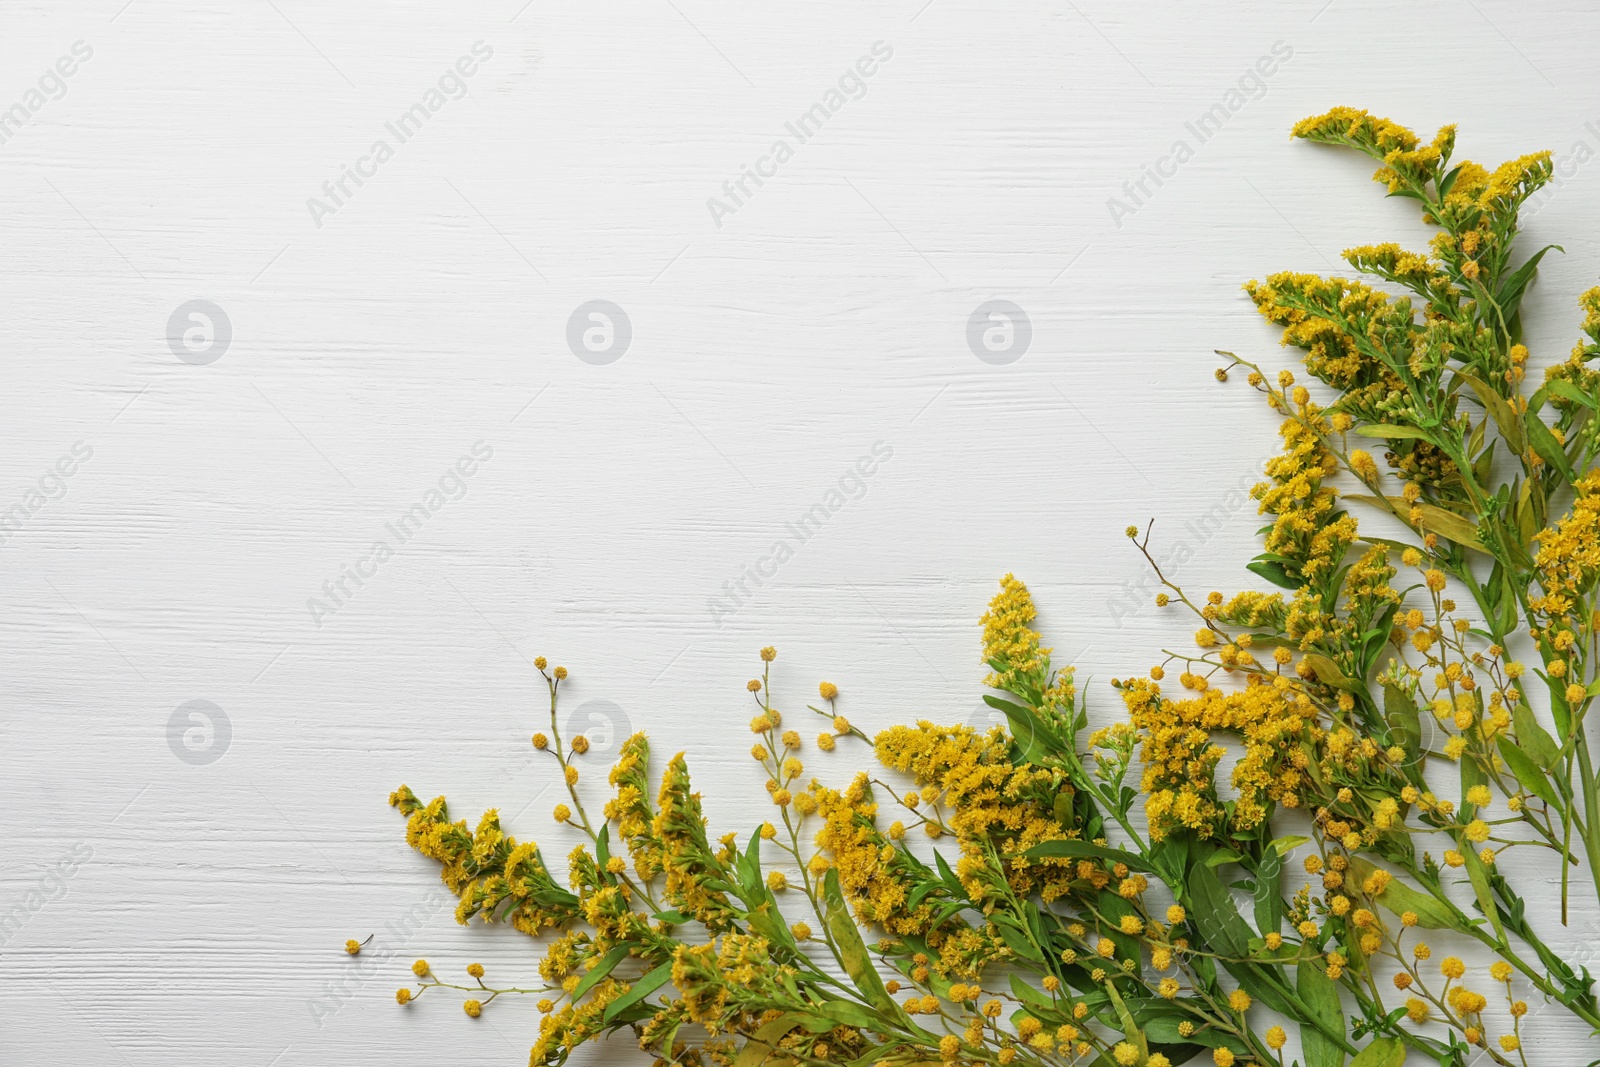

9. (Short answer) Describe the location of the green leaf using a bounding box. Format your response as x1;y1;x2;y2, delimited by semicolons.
1269;834;1311;856
1188;862;1252;958
821;868;899;1016
1247;558;1301;590
1346;493;1488;551
1254;845;1283;936
1052;792;1074;831
1543;670;1574;739
1458;371;1526;454
1510;703;1561;771
1102;981;1147;1059
1009;974;1055;1012
1348;858;1457;929
810;997;888;1033
1498;737;1560;807
1526;410;1575;483
1496;243;1562;319
1382;683;1422;756
1548;378;1599;410
572;944;631;1001
733;1013;805;1067
1462;842;1504;941
981;694;1049;764
1348;1037;1406;1067
1024;838;1151;872
1301;652;1355;690
602;961;674;1023
1297;958;1347;1067
1353;423;1436;441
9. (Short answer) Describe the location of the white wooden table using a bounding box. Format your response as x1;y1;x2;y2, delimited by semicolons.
2;2;1596;1063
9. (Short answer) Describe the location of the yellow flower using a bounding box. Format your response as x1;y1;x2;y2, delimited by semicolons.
395;987;412;1004
981;574;1052;685
412;959;430;977
1167;904;1186;924
1266;1025;1286;1050
463;999;482;1017
819;681;838;700
1213;1049;1235;1067
344;939;362;955
1228;989;1251;1012
1442;957;1466;979
467;962;484;978
1490;961;1513;982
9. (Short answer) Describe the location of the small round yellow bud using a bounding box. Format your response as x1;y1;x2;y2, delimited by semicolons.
463;998;482;1017
467;962;485;978
819;681;838;700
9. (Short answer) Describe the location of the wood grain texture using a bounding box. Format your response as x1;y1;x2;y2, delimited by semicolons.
3;1;1599;1063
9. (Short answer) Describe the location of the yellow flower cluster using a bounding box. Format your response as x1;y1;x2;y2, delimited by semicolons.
1122;675;1314;839
1252;395;1355;584
873;721;1082;902
389;786;580;936
810;772;1006;979
1531;469;1600;627
604;732;664;880
980;572;1050;687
